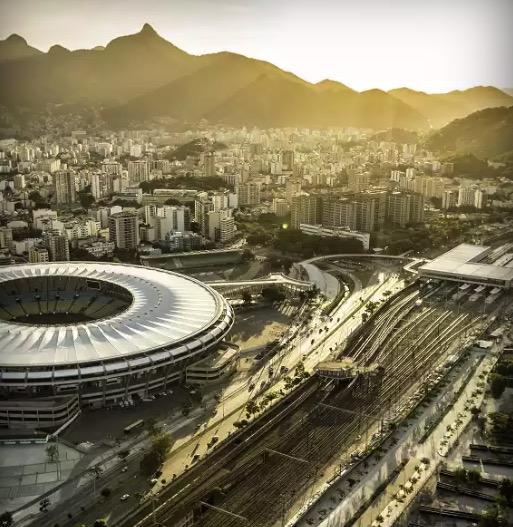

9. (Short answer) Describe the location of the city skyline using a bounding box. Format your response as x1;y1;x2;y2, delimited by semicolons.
1;0;513;93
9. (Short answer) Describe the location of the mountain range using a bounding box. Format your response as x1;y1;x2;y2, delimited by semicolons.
1;24;512;131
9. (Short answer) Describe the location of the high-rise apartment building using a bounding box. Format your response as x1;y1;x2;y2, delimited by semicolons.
203;152;216;177
194;200;214;235
208;210;235;242
474;189;487;210
28;247;49;263
282;150;295;171
236;182;261;206
285;178;302;204
44;231;70;261
323;191;387;233
154;206;191;241
53;171;76;205
128;160;150;183
442;190;457;210
413;176;444;198
457;186;476;207
386;192;424;227
108;212;139;249
88;172;102;199
291;194;322;229
272;198;290;217
348;172;370;192
0;227;13;249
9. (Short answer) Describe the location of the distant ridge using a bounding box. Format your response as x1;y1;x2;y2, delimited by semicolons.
0;24;512;130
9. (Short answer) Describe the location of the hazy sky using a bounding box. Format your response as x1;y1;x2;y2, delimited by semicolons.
1;0;512;92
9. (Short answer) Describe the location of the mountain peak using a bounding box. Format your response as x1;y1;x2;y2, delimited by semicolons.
6;34;27;45
140;23;158;36
48;44;70;55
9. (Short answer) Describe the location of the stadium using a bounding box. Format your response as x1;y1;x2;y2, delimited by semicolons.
0;262;234;429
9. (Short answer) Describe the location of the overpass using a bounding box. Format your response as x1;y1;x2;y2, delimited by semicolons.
206;273;313;297
297;253;420;298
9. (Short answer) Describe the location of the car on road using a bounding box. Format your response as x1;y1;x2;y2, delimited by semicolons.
249;383;255;391
121;466;128;473
150;478;158;484
120;494;130;501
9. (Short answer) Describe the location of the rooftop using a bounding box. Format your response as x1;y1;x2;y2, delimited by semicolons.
418;243;513;285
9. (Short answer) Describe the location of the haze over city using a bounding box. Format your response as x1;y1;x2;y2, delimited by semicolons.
1;0;513;92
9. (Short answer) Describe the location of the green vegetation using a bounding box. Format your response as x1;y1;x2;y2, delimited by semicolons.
385;217;477;255
45;443;59;462
163;139;227;161
425;105;513;167
261;286;286;302
146;418;162;436
77;184;95;210
100;487;111;498
478;504;504;526
369;128;419;144
486;412;513;444
0;511;13;527
489;373;507;399
140;432;172;475
454;468;482;489
245;228;364;258
139;175;232;194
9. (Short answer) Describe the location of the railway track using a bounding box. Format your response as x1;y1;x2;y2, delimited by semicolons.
130;288;482;527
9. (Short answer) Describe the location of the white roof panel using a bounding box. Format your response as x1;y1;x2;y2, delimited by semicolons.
0;262;227;367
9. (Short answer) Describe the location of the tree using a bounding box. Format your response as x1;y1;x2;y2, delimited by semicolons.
151;433;173;462
245;401;259;417
261;287;285;302
146;418;161;436
100;487;111;499
241;248;255;263
45;444;59;462
489;374;507;399
79;193;95;210
162;198;181;206
93;520;108;527
0;511;13;527
498;478;513;502
466;469;482;489
478;504;502;527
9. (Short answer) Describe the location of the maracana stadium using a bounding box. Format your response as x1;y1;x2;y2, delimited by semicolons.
0;262;235;429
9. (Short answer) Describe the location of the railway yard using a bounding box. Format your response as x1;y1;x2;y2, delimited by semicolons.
123;275;501;527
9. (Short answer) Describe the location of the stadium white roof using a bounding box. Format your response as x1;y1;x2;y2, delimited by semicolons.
0;263;229;367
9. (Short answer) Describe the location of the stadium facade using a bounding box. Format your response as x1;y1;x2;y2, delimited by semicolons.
0;262;234;429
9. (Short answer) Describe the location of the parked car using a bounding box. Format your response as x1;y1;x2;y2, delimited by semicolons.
120;494;130;501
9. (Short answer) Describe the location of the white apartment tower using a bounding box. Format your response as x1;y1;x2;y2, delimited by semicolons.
108;212;139;249
53;171;76;205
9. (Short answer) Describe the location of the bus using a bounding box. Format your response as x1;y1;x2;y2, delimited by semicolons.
124;419;145;434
